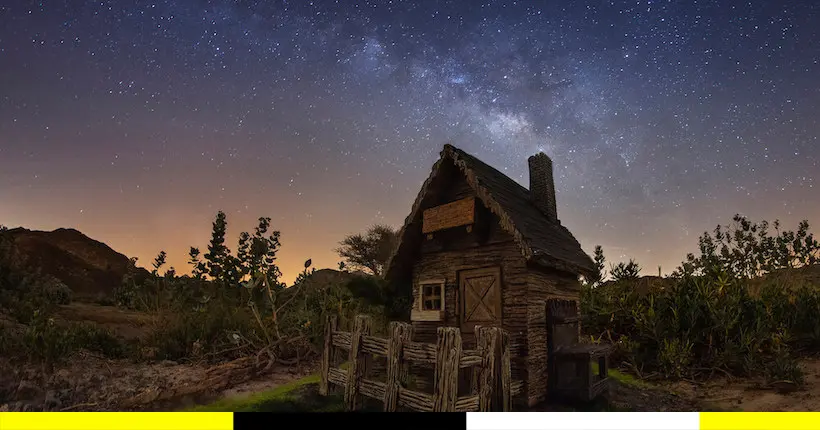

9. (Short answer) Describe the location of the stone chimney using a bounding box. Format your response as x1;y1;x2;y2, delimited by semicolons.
528;152;558;222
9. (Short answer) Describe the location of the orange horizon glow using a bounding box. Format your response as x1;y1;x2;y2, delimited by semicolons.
4;191;817;286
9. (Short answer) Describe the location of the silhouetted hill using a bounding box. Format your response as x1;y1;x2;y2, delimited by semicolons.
598;275;674;295
3;227;149;300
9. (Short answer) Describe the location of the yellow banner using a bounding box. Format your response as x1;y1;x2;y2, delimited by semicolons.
0;412;233;430
701;412;820;430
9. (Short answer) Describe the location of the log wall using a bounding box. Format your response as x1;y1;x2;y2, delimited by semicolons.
526;266;582;406
410;241;529;381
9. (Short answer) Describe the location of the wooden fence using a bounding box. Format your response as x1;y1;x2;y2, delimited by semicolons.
319;315;522;412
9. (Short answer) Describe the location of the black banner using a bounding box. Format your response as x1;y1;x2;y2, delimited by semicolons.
234;412;467;430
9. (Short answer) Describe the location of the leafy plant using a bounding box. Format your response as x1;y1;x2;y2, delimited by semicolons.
581;219;820;386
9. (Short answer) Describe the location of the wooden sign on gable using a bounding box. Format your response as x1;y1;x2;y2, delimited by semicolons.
422;197;475;234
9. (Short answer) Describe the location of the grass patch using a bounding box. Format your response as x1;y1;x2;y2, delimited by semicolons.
591;362;653;389
186;374;345;412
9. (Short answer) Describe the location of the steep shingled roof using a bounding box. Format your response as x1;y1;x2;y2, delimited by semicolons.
385;143;595;280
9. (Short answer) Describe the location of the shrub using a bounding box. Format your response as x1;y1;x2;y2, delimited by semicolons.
141;299;256;362
582;216;820;385
13;310;128;371
67;322;128;359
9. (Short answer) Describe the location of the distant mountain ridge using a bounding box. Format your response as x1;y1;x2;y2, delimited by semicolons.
1;227;375;302
3;227;149;300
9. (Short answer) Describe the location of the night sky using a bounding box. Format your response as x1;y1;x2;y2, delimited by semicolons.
1;1;818;284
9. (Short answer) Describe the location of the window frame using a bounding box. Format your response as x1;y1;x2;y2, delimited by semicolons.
410;278;446;321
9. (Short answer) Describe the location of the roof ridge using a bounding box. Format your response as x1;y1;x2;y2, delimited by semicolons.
445;144;564;225
385;143;594;281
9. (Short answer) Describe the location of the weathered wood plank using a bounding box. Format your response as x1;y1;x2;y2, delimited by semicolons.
328;367;347;386
459;352;482;368
403;341;437;363
422;197;475;234
433;327;461;412
510;380;524;397
384;321;413;412
332;331;352;350
477;326;498;411
344;315;371;411
455;395;480;412
397;387;434;412
500;328;512;412
319;315;338;395
359;378;386;400
361;334;389;356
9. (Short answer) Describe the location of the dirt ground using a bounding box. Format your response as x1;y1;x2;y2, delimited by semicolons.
664;358;820;412
1;302;315;412
0;352;314;412
6;302;820;412
5;352;820;412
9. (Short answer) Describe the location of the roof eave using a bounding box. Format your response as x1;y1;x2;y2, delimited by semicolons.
530;251;596;278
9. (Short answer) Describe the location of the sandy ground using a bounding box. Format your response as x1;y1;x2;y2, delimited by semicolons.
674;358;820;412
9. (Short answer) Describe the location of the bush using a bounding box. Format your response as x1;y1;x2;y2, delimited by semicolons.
11;310;128;371
582;260;820;384
0;275;72;324
580;217;820;385
67;322;129;358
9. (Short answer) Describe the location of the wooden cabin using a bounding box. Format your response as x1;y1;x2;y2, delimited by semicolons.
384;143;596;407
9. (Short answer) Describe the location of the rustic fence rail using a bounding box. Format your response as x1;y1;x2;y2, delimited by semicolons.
319;315;523;412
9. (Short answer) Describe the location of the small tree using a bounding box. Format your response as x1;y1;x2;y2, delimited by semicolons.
673;215;820;279
336;224;398;277
204;211;231;283
610;259;641;281
152;251;167;275
238;217;283;282
188;247;206;279
583;245;607;287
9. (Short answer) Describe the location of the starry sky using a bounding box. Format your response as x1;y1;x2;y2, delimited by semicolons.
1;0;818;284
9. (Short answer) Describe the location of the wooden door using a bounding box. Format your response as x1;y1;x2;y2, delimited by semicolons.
459;267;502;334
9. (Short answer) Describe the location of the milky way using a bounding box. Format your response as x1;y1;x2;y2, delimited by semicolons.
1;1;818;282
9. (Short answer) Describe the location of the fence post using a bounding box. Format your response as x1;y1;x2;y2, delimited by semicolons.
344;314;371;411
477;326;498;411
470;325;483;396
433;326;462;412
499;328;512;412
319;315;338;396
400;325;414;387
383;321;413;412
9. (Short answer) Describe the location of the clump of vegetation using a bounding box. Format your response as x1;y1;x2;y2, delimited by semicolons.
335;224;398;278
1;226;124;372
1;213;409;373
110;213;404;367
582;215;820;386
0;309;125;373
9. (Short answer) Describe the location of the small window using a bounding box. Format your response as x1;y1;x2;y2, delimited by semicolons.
411;279;445;322
421;283;443;310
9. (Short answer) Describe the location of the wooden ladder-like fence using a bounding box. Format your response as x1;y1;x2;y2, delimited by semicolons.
319;315;520;412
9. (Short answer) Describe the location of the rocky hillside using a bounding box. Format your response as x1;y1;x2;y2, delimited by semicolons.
2;227;149;301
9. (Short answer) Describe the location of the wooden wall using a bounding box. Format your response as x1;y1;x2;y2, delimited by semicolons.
407;167;532;392
526;266;582;406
